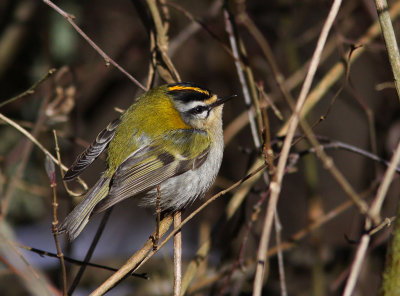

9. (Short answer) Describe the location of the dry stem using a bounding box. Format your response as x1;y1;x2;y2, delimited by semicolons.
252;1;343;295
50;132;67;295
42;0;146;91
174;211;182;296
91;163;266;295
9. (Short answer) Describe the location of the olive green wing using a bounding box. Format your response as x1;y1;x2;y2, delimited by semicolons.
92;129;210;214
64;119;121;181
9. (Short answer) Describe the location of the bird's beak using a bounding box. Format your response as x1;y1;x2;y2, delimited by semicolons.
210;94;237;109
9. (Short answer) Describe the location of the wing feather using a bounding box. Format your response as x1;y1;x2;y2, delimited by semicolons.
64;118;121;180
92;129;210;214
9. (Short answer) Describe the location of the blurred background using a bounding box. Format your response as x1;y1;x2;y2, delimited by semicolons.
0;0;400;295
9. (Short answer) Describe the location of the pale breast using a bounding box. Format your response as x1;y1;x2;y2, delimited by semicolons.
139;129;224;211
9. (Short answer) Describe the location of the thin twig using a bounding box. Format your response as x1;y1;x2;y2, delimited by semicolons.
298;140;400;173
280;11;372;221
146;0;181;83
252;1;343;295
0;113;88;190
257;84;283;121
269;183;376;257
45;155;67;295
343;58;379;175
50;132;68;295
0;68;57;109
369;216;395;236
342;234;370;296
0;91;51;221
0;115;61;170
15;242;148;278
91;163;266;295
346;158;399;295
297;125;370;217
223;4;400;153
240;12;295;110
167;1;228;58
224;5;261;148
374;0;400;100
281;1;358;90
370;0;400;218
174;211;182;296
0;232;54;295
42;0;146;91
180;229;211;296
68;209;113;295
217;216;253;296
274;213;287;296
316;45;359;126
343;142;400;295
131;163;266;272
53;131;83;198
226;158;265;220
153;185;162;249
184;185;374;294
278;0;400;136
90;215;174;296
181;158;265;296
381;211;400;294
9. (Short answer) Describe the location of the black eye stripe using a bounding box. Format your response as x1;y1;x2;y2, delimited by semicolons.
190;105;209;115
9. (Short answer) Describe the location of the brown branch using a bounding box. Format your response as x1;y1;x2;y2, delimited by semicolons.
0;113;88;191
0;89;51;221
68;209;113;294
374;0;400;100
92;163;266;295
42;0;146;91
90;215;173;296
278;0;400;136
45;146;67;295
0;232;56;295
274;213;288;296
0;68;57;109
186;185;374;294
252;1;344;295
174;211;182;296
146;0;180;83
224;4;261;148
15;242;147;278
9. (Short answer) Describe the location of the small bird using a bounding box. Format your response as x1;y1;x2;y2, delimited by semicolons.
60;82;233;240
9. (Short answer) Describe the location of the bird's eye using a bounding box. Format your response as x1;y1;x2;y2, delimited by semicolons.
191;106;207;115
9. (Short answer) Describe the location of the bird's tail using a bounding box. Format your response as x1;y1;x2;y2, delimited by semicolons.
59;176;110;241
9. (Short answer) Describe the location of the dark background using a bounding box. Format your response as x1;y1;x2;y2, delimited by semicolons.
0;0;399;295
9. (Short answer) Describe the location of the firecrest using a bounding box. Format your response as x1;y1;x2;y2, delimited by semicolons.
59;82;234;240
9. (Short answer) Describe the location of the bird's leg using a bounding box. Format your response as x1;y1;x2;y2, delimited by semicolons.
151;185;162;250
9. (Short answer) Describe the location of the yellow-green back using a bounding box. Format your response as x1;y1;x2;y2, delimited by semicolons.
106;85;192;173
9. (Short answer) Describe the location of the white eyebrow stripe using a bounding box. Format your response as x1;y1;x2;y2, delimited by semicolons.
174;100;207;113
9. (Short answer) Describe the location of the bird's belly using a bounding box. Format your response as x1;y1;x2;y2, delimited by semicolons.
140;142;223;211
